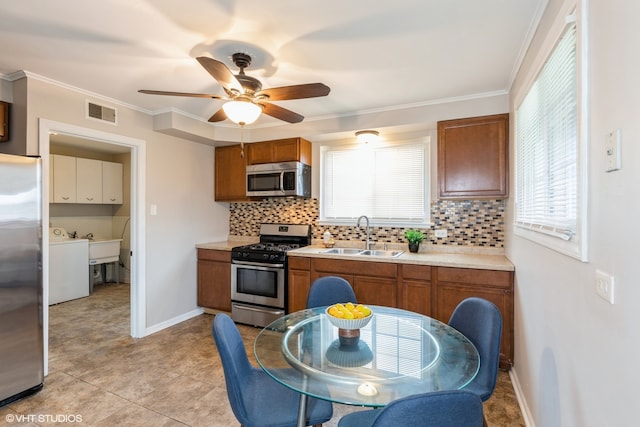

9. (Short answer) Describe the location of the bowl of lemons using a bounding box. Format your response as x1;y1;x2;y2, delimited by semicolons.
325;302;373;330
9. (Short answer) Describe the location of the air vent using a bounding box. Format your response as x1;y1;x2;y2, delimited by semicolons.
86;101;117;125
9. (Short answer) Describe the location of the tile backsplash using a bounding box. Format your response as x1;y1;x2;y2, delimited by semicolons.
229;198;504;248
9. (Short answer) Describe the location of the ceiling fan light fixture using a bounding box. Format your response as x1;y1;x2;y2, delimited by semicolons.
222;100;262;125
355;130;379;144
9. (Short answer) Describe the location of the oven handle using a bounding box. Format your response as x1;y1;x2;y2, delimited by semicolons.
232;260;285;269
233;303;285;316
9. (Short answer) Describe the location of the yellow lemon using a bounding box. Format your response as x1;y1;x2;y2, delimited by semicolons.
357;305;372;316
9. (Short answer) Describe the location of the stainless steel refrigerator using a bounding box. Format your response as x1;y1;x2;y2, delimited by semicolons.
0;153;44;406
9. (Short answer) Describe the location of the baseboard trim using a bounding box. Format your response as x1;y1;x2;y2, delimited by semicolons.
509;368;536;427
144;308;204;336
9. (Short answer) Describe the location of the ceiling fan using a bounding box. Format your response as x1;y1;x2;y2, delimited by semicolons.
139;53;330;125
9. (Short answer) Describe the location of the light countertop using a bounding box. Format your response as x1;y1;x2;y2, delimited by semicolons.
196;240;514;271
288;245;514;271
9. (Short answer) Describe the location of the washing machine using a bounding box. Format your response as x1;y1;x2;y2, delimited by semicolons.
49;227;89;305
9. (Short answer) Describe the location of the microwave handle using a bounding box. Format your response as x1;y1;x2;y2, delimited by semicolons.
280;171;286;194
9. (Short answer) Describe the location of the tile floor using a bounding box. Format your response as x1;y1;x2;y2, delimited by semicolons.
0;283;525;426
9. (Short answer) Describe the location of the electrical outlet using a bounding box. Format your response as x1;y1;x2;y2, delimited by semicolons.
434;229;448;238
595;269;615;304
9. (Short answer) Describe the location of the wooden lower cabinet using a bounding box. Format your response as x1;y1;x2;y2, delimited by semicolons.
197;249;231;311
287;257;312;312
310;258;398;309
399;264;432;316
287;256;514;370
434;267;514;369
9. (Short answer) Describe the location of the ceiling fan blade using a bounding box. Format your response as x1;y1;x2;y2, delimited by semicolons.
256;83;330;101
138;89;225;99
260;102;304;123
208;108;227;122
196;56;243;93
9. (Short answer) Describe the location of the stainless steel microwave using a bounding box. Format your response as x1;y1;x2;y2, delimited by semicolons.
246;161;311;198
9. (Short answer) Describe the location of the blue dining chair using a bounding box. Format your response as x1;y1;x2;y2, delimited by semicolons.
448;297;503;402
306;276;356;308
212;314;333;427
338;390;484;427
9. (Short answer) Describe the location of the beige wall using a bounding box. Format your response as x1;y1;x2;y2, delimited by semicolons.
22;75;231;330
506;0;640;425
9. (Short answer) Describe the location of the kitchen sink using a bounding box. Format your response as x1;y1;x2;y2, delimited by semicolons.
321;248;364;255
320;248;404;257
359;249;404;257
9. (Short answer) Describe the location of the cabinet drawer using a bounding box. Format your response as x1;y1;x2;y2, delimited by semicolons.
313;258;397;278
288;256;310;270
401;264;432;281
197;248;231;262
437;267;512;288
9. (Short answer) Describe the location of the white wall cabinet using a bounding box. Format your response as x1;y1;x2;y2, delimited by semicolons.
51;155;123;205
102;161;123;204
76;158;102;203
51;154;77;203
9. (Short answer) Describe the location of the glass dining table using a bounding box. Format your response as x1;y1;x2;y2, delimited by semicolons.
254;305;479;427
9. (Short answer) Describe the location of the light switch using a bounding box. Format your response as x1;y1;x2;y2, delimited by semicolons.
605;129;621;172
150;204;157;216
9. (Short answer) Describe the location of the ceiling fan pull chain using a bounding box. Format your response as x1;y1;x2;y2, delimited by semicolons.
240;124;245;158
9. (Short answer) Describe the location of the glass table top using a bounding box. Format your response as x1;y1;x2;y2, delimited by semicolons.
254;305;479;407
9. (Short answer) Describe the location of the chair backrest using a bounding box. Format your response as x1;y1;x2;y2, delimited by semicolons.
448;297;503;401
212;313;253;424
306;276;357;308
371;390;484;427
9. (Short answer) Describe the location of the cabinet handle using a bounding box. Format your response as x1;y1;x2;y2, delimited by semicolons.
110;198;116;201
86;197;93;201
62;196;70;200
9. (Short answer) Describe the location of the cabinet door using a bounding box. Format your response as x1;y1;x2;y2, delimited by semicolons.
288;269;311;313
399;264;432;315
438;113;508;199
197;249;231;311
102;161;123;204
273;138;312;165
76;158;102;203
0;101;8;142
353;276;397;307
52;154;77;203
215;145;248;201
246;141;273;165
435;267;514;369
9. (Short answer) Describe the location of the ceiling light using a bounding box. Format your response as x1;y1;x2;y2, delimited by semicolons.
355;130;379;144
222;100;262;125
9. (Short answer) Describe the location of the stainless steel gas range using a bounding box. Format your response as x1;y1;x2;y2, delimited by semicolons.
230;223;311;327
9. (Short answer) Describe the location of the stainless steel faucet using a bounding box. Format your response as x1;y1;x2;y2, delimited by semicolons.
356;215;371;250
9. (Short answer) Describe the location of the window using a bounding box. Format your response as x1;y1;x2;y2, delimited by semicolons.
320;139;429;225
515;20;586;260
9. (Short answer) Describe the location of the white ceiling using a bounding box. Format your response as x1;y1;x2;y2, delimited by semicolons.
0;0;545;132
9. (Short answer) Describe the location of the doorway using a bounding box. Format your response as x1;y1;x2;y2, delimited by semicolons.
39;119;146;375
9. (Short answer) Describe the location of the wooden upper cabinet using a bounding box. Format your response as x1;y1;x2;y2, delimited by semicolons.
246;137;312;166
0;101;8;142
437;113;509;199
215;144;248;202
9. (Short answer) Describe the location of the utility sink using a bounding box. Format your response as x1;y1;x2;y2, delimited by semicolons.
89;239;122;264
320;248;404;258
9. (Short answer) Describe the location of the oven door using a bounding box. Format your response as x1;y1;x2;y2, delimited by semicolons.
231;261;285;308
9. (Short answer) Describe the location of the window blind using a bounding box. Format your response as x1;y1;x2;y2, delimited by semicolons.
321;141;427;224
516;24;577;240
